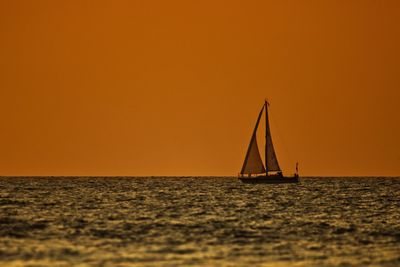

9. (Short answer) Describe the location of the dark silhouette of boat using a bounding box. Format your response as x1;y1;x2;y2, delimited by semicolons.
238;100;299;184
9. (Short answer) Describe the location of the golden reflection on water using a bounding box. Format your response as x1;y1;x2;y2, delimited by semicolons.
0;177;399;266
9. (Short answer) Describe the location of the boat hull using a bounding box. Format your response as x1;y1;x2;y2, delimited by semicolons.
238;175;299;184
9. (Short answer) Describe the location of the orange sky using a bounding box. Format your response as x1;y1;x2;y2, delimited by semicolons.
1;1;399;176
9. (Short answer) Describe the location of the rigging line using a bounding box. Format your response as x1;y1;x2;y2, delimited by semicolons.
269;107;294;170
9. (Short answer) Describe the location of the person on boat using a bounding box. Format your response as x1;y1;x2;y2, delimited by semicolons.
295;162;299;177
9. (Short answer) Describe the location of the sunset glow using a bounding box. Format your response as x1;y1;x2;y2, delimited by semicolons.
1;1;399;176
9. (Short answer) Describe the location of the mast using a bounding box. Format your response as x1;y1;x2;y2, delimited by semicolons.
265;100;268;174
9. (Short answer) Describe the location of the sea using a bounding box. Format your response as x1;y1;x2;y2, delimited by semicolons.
0;177;399;267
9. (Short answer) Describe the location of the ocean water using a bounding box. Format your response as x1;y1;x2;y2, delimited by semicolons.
0;177;399;267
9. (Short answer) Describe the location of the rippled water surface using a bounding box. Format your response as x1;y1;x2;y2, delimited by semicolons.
0;177;399;266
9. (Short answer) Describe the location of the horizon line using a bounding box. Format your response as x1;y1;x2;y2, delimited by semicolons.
0;175;399;178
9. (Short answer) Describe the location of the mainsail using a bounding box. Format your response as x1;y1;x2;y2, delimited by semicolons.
240;105;266;174
265;103;281;172
240;101;281;175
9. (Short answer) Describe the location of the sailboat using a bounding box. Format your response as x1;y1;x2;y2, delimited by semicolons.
239;100;299;184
